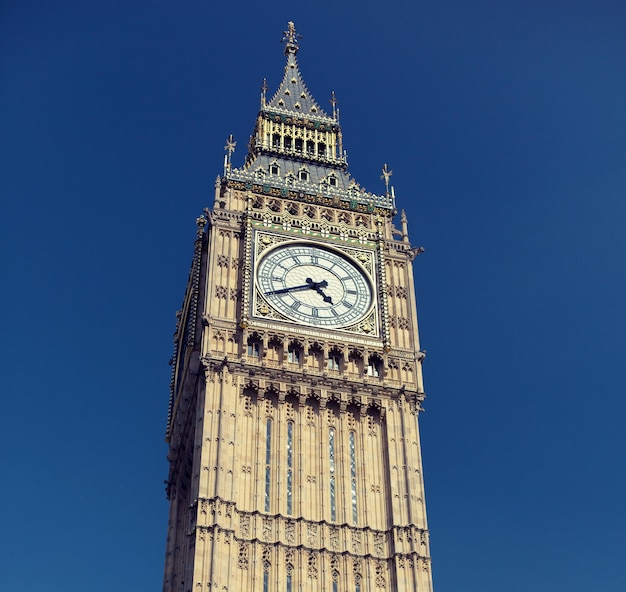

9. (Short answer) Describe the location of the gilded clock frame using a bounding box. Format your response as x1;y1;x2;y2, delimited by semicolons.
250;229;381;339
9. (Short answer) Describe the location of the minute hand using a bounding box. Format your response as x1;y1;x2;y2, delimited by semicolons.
265;278;327;296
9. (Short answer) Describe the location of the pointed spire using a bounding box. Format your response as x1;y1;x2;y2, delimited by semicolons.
266;22;328;117
226;24;397;214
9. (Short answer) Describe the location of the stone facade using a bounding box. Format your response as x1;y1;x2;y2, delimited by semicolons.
163;23;433;592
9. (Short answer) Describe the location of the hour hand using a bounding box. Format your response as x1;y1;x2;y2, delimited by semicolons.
314;284;333;304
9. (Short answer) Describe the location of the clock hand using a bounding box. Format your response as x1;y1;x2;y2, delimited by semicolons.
316;287;333;304
265;284;312;295
314;280;333;304
265;278;326;296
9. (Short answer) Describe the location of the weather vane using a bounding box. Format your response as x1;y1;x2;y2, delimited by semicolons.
381;163;393;196
223;134;236;175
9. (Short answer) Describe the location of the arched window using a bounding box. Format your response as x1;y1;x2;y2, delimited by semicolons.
247;336;261;358
329;427;336;521
309;342;323;370
299;169;309;182
286;421;294;515
327;347;342;371
367;355;382;377
288;341;302;364
264;418;272;512
350;431;358;524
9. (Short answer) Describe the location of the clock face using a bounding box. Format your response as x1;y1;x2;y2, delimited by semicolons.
256;243;373;328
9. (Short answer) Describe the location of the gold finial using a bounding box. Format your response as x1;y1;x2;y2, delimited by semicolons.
223;134;236;175
282;21;301;54
381;163;393;196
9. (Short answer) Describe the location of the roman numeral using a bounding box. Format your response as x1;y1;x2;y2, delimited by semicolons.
290;301;301;310
346;290;357;295
311;255;318;264
292;256;301;264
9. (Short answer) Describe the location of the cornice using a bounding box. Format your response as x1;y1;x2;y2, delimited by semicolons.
199;354;425;406
224;176;395;216
261;107;337;128
193;495;432;563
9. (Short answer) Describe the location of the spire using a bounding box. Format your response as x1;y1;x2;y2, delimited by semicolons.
224;23;396;214
266;22;328;118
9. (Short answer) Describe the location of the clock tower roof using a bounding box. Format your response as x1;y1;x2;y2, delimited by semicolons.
224;22;396;215
264;22;329;118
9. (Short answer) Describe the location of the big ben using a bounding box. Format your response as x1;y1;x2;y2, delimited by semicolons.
163;22;434;592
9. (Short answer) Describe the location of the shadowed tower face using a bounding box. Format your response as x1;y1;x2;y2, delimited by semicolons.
163;22;434;592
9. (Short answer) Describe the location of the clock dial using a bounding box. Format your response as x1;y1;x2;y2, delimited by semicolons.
256;243;373;328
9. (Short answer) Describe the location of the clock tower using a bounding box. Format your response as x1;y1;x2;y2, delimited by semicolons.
163;23;434;592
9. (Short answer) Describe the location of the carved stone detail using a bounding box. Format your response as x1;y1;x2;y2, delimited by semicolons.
306;523;318;547
237;542;249;570
240;515;250;537
375;559;387;588
329;526;339;551
374;533;385;556
352;531;362;553
285;520;295;545
307;552;318;579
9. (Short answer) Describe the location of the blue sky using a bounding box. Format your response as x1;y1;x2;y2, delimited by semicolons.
2;1;625;591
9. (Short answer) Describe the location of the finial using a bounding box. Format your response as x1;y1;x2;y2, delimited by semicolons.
381;163;393;196
223;134;236;175
196;215;207;237
260;78;268;107
282;21;301;55
400;209;409;241
330;91;338;120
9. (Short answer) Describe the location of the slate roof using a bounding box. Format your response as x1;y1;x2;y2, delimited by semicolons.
265;50;329;119
242;153;352;189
